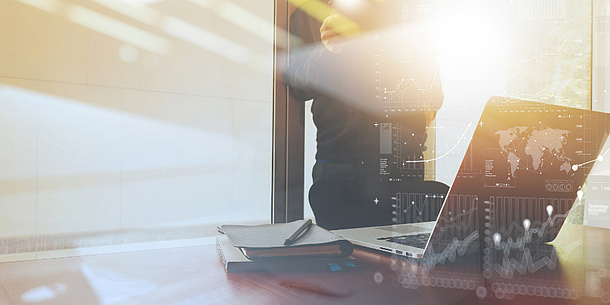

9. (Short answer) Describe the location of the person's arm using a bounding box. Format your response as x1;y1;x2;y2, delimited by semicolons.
283;43;337;102
283;12;360;102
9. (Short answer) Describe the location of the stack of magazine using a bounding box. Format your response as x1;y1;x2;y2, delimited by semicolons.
216;219;355;273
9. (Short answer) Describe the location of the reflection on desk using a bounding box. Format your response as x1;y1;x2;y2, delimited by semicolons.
0;224;607;304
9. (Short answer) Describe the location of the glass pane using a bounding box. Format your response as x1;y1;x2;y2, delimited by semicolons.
505;0;591;109
0;0;273;260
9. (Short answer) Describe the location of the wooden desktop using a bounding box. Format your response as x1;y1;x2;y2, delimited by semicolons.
206;224;609;305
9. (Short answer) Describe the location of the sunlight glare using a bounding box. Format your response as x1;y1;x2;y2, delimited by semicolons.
431;5;506;71
89;0;162;25
121;0;166;7
14;0;61;13
161;16;250;63
66;5;170;55
21;284;67;303
332;0;370;16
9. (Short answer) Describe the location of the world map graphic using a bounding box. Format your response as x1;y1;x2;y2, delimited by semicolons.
494;126;573;179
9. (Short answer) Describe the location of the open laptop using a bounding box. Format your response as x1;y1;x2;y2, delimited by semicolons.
332;96;610;258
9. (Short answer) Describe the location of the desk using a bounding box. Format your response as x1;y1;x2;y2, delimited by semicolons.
216;240;609;305
0;225;608;305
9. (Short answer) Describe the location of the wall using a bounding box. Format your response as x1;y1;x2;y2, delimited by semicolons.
0;0;273;259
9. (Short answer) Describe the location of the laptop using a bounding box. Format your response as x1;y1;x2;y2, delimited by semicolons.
332;96;610;258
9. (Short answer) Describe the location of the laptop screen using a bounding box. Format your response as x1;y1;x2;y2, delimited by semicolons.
426;96;610;264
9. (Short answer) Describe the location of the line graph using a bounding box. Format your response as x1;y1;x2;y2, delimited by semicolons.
486;196;573;244
425;194;480;267
377;72;444;108
403;122;473;163
425;230;480;265
373;26;445;112
482;196;577;299
573;148;610;169
392;192;445;224
492;247;557;278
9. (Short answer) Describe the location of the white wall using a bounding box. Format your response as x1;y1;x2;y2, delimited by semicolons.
0;0;273;254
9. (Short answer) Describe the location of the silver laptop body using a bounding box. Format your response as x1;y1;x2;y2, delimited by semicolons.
333;221;435;258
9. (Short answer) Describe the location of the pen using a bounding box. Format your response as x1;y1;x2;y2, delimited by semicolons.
284;219;313;245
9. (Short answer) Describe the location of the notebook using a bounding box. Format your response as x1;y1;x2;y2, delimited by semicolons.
218;220;353;260
216;234;356;273
332;96;610;258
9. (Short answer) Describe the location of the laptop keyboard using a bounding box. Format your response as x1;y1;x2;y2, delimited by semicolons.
377;233;431;249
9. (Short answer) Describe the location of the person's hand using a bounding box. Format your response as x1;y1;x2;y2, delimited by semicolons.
320;14;360;54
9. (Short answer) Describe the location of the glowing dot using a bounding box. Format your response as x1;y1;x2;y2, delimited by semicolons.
572;165;579;171
374;271;383;284
546;205;554;217
577;190;584;200
493;233;501;246
598;155;604;162
523;219;531;231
